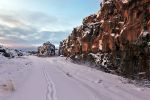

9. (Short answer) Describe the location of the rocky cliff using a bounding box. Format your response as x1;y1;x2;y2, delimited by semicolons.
59;0;150;80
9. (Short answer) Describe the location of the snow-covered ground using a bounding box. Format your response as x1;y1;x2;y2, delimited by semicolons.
0;56;32;100
0;56;150;100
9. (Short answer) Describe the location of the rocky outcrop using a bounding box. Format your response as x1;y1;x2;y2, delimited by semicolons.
38;42;55;57
59;0;150;80
0;45;23;58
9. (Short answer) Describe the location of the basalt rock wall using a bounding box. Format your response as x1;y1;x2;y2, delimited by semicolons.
59;0;150;79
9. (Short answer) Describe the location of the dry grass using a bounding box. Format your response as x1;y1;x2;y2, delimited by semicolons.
0;80;15;92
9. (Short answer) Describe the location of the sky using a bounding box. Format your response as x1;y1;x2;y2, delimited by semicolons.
0;0;100;49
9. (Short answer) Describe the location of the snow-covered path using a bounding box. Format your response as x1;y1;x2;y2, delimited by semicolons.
3;56;150;100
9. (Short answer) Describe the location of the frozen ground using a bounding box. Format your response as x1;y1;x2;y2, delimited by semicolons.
0;56;150;100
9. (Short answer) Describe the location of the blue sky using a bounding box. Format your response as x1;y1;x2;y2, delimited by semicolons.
0;0;100;48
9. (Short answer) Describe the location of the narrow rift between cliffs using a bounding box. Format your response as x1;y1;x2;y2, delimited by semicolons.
59;0;150;80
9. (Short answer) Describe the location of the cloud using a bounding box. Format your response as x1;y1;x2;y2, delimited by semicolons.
0;9;71;48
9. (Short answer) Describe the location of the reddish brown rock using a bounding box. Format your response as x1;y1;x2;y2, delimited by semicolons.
59;0;150;79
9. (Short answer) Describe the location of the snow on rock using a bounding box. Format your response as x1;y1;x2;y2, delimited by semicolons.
37;41;55;57
0;45;24;58
59;0;150;80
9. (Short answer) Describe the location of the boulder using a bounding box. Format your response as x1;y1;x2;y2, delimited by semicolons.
38;41;55;57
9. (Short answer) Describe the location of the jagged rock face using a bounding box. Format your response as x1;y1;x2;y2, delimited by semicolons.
59;0;150;79
38;42;55;57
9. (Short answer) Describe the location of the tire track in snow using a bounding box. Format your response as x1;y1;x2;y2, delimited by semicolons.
47;59;103;99
52;60;136;100
56;61;143;100
53;63;112;100
55;63;126;100
42;66;57;100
